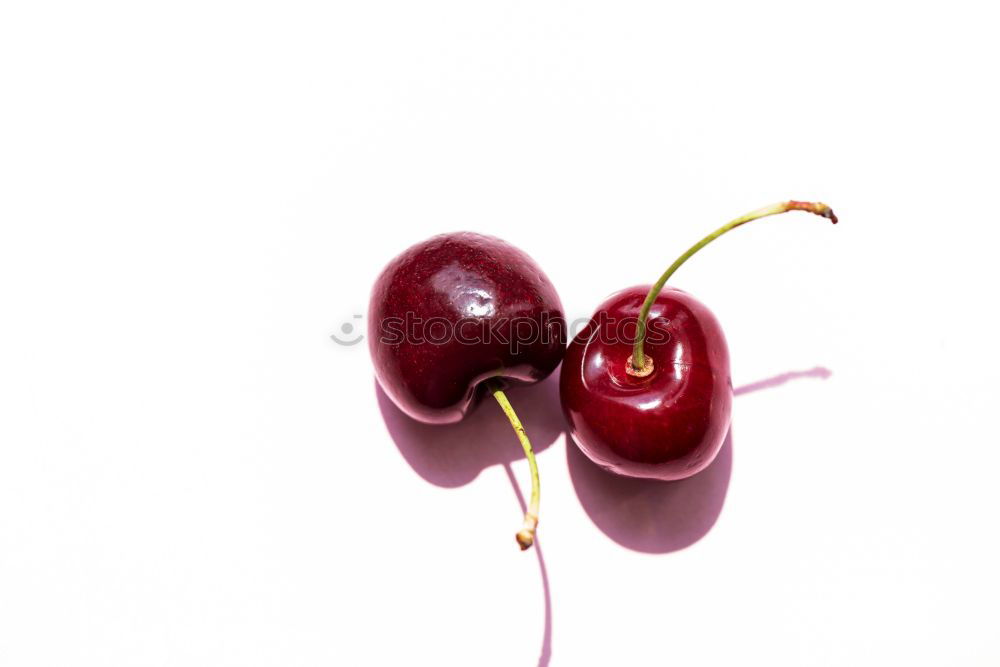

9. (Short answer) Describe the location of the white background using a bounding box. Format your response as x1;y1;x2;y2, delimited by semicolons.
2;1;998;665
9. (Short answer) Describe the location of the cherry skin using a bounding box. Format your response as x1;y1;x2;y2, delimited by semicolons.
559;200;836;482
370;232;565;548
560;285;732;480
369;232;566;424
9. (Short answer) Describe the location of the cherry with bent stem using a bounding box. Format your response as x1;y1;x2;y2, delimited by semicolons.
561;201;837;480
369;232;565;549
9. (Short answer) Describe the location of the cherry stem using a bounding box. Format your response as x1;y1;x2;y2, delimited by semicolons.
488;380;540;551
631;200;838;372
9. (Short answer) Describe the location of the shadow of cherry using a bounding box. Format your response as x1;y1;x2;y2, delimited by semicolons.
734;366;832;396
502;463;552;667
375;370;565;488
567;430;733;554
375;376;560;666
567;366;832;554
375;364;831;661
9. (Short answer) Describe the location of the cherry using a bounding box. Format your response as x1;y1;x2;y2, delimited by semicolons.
369;232;566;548
560;201;837;480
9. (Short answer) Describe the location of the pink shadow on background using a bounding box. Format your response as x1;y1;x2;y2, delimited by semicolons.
567;366;832;554
734;366;832;396
503;463;552;667
376;364;831;665
566;431;733;554
376;372;564;488
376;378;561;667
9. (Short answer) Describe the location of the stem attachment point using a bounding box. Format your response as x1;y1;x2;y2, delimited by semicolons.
625;354;655;378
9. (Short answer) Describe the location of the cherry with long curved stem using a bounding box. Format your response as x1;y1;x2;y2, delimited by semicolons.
488;380;540;550
629;200;838;374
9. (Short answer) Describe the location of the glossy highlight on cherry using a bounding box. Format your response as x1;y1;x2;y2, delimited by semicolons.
562;286;732;479
369;232;566;549
561;200;837;481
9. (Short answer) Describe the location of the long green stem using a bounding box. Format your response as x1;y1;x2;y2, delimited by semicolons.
489;380;539;551
631;200;838;372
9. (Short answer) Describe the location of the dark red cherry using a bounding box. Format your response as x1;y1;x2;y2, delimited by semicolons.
369;232;566;424
369;232;566;549
560;201;836;481
560;286;732;480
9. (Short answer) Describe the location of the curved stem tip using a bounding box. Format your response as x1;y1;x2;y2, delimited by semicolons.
631;200;837;371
